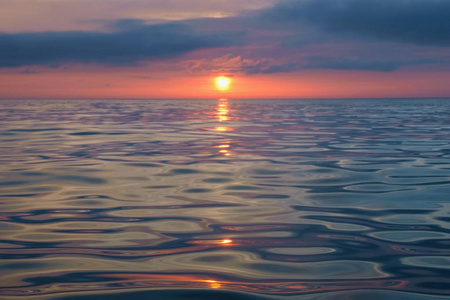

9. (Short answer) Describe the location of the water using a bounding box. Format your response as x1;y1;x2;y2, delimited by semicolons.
0;98;449;300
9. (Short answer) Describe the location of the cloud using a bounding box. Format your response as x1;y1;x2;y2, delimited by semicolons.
236;57;441;74
305;57;440;72
182;55;246;74
180;54;301;74
242;61;297;74
0;0;279;33
261;0;450;46
0;20;243;67
1;0;449;73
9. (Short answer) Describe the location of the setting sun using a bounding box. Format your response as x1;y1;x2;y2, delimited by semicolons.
215;76;231;91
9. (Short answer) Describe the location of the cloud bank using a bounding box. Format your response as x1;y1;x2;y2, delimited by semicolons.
0;20;242;67
262;0;450;46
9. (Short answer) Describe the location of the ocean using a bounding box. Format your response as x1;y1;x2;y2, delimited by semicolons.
0;98;449;299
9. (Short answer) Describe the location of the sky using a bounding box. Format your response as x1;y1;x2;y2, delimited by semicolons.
1;0;450;99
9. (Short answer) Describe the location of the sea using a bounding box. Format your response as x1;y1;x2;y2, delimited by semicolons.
0;98;449;300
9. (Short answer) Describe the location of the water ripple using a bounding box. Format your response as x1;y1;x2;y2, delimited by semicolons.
1;99;450;299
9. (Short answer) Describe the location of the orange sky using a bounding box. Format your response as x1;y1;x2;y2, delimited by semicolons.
1;69;449;99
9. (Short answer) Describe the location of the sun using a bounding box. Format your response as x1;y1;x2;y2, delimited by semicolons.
215;76;231;91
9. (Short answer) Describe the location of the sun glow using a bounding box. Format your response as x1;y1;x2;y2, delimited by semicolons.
215;76;231;91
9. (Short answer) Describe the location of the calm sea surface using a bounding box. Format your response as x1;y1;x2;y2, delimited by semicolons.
1;98;449;300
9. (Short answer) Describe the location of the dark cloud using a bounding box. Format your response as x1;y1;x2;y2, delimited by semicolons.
0;20;243;67
262;0;450;46
305;57;440;72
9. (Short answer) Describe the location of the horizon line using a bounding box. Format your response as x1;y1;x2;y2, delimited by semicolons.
1;97;450;101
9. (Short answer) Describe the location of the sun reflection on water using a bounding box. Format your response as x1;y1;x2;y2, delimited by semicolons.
214;127;229;131
217;99;229;122
213;98;234;156
206;280;222;289
215;144;231;156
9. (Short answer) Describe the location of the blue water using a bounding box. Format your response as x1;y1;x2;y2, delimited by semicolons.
0;98;449;300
